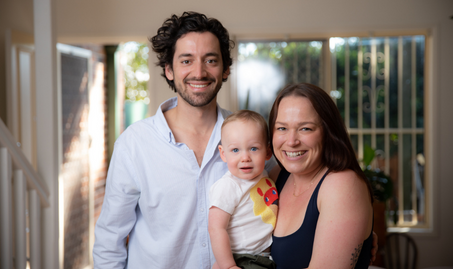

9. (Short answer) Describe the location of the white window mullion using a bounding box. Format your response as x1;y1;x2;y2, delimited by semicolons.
345;39;350;129
293;47;298;83
321;40;327;90
411;36;418;224
358;40;364;160
306;44;311;84
331;43;337;105
384;37;390;175
397;36;404;224
371;38;377;159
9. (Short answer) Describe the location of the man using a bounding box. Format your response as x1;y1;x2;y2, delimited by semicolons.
93;11;276;269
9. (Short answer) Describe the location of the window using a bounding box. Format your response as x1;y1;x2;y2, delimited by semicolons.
237;41;324;122
118;42;150;128
331;36;426;228
236;34;427;229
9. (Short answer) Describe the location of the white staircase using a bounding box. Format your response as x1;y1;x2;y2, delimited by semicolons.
0;118;49;269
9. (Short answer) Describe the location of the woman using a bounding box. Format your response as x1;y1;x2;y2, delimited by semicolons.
268;83;374;269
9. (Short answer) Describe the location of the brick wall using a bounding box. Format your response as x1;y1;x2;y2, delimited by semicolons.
60;44;108;269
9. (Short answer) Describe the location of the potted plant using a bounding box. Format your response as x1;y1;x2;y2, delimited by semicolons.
361;145;394;267
362;145;393;203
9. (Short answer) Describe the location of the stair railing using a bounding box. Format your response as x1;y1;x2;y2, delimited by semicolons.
0;118;50;269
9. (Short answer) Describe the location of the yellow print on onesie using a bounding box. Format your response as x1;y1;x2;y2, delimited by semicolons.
250;177;278;228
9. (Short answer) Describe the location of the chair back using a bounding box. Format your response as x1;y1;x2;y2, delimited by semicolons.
385;233;418;269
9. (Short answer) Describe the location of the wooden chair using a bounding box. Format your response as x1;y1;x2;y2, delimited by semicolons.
384;233;418;269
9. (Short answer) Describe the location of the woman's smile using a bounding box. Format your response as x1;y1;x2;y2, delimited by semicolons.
284;150;307;158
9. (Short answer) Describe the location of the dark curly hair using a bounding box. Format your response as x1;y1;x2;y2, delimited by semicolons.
150;11;234;92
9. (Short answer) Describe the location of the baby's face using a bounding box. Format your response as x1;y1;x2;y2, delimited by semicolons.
219;120;271;180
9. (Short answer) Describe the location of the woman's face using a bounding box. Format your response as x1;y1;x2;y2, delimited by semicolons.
272;96;324;176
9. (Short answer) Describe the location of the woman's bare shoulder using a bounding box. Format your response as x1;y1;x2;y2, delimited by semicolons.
321;169;371;202
324;169;365;186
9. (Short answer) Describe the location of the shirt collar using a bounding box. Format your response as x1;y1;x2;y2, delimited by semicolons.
154;97;177;143
154;97;227;145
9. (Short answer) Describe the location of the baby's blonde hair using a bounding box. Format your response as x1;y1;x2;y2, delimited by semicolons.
221;110;269;145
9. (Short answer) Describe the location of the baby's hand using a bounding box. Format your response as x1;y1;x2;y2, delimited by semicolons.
212;262;241;269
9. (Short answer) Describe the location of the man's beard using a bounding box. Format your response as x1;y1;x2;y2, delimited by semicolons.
175;78;222;107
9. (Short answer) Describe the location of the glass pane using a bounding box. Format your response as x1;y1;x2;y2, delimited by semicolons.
402;134;413;222
416;36;425;128
376;134;385;171
309;41;323;85
402;37;413;128
349;38;359;129
237;42;284;120
388;133;399;225
120;42;150;129
363;134;371;151
334;40;345;120
350;134;358;157
237;41;323;121
122;42;150;103
376;38;386;129
361;38;372;129
416;134;425;224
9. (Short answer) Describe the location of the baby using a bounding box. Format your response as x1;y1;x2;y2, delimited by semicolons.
209;110;278;269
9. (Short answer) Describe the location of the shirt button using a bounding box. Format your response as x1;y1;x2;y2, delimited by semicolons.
200;208;204;212
202;243;206;247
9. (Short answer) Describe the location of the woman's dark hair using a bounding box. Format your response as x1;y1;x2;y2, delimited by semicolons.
150;11;234;92
269;83;373;202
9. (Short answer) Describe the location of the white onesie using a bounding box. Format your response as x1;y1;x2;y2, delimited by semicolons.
209;170;278;255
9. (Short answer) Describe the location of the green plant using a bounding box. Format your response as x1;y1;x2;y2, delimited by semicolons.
362;145;393;202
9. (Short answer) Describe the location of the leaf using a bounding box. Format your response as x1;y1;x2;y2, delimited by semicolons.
364;169;394;202
363;145;375;167
244;89;250;110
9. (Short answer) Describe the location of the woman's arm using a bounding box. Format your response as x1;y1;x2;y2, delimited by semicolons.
208;207;241;269
308;170;373;269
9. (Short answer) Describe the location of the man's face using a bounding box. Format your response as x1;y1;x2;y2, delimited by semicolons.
165;31;229;107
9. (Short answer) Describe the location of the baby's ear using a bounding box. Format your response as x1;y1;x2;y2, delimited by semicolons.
218;145;227;163
266;145;273;160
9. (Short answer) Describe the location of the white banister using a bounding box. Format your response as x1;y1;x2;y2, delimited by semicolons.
14;170;27;269
1;116;50;268
30;189;41;269
0;147;13;269
0;119;49;207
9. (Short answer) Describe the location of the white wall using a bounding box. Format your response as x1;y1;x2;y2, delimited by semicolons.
0;0;34;123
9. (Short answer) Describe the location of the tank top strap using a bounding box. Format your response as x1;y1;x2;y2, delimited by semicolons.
275;168;330;195
311;168;330;197
275;168;291;194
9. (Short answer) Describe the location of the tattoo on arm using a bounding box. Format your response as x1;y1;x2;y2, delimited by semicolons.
350;243;363;268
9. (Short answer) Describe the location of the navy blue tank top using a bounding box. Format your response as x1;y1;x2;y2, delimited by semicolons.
271;169;373;269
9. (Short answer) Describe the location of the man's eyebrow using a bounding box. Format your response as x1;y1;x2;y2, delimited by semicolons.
177;53;193;59
205;52;220;57
176;52;220;59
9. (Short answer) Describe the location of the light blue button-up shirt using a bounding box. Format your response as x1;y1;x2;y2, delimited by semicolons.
93;97;276;269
